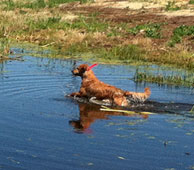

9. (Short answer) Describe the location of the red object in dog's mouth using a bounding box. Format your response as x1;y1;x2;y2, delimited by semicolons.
87;63;98;71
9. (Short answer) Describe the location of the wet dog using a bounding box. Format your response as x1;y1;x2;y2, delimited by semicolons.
70;64;151;106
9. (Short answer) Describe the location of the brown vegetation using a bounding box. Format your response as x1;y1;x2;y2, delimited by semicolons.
0;0;193;70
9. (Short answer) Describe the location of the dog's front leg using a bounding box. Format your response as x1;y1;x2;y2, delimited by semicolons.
70;92;81;97
70;87;87;98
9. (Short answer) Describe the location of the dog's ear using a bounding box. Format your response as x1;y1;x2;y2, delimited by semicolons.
82;64;89;71
78;64;89;74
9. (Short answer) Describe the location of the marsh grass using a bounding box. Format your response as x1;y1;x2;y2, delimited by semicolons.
47;0;80;7
129;23;163;39
1;0;81;10
155;50;193;70
26;14;110;33
189;0;194;4
165;1;181;11
1;0;46;10
27;17;62;30
169;25;194;47
68;16;109;32
0;38;11;56
96;45;145;63
0;0;193;72
64;42;91;55
134;69;194;87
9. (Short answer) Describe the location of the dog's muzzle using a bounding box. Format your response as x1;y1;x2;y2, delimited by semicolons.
72;69;79;76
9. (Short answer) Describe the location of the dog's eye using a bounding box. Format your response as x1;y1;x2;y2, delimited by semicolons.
81;68;85;72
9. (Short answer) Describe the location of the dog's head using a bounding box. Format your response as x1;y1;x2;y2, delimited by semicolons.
72;64;90;77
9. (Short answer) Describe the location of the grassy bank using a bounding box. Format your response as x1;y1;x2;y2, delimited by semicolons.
134;70;194;87
0;0;194;71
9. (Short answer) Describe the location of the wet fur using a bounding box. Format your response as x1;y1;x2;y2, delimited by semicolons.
70;64;151;106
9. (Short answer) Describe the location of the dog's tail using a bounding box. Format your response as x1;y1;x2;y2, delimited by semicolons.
124;87;151;103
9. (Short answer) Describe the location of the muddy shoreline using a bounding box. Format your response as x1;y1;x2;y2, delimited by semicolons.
0;0;194;69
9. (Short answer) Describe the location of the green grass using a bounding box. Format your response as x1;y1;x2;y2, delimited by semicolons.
0;38;11;56
26;15;110;33
1;0;46;10
70;16;109;32
189;0;194;4
27;17;62;30
129;23;163;38
134;71;194;87
1;0;81;10
64;44;145;63
64;42;92;55
0;0;193;72
169;25;194;47
98;45;145;62
47;0;80;7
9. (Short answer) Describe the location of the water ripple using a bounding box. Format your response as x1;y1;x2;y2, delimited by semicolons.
0;55;194;170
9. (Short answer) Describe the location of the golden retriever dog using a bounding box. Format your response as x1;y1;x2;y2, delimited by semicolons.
70;64;151;106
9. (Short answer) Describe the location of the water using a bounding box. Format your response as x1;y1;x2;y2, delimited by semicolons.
0;51;194;170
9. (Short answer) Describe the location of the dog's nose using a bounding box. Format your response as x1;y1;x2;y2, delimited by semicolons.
72;70;77;75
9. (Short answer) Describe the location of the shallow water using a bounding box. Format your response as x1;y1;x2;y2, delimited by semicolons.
0;50;194;170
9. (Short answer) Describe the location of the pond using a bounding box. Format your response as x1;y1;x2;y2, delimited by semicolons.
0;48;194;170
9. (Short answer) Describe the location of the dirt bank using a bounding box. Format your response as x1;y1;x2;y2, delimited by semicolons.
0;0;193;70
60;0;194;50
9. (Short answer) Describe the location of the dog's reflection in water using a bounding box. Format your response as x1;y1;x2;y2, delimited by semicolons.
69;103;148;133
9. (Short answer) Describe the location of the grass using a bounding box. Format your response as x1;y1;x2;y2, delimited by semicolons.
0;0;193;76
134;69;194;87
63;44;145;63
25;14;111;36
97;45;145;63
0;0;81;10
165;1;181;11
189;0;194;4
1;0;46;10
0;38;11;57
169;25;194;47
27;17;62;30
148;50;194;70
129;23;163;39
67;16;109;33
